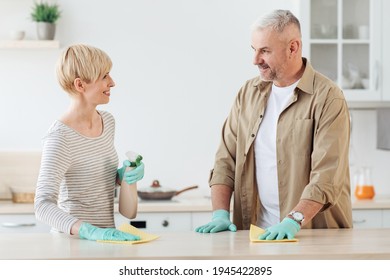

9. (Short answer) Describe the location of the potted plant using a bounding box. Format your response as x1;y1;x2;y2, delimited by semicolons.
31;2;61;40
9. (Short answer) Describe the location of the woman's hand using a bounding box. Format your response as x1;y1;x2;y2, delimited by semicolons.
117;160;145;184
78;222;140;241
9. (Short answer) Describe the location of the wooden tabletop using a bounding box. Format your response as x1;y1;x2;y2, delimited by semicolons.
1;228;390;260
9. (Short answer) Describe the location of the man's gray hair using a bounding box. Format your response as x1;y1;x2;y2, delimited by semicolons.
251;9;301;34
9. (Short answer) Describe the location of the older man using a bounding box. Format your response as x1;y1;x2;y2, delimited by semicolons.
196;10;352;240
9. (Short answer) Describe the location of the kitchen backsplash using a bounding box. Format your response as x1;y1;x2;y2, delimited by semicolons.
0;151;41;200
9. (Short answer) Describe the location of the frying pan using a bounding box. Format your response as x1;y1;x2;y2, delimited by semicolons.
137;180;198;200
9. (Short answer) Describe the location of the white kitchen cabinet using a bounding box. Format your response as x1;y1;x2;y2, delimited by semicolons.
301;0;383;102
382;0;390;101
352;209;382;228
382;210;390;228
0;214;51;233
115;212;192;232
191;212;212;230
116;211;223;232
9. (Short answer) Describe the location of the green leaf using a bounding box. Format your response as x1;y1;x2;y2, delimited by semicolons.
31;2;61;23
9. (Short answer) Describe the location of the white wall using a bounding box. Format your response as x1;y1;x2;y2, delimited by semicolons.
1;0;389;196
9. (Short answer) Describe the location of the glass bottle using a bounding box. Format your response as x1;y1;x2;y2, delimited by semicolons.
354;167;375;199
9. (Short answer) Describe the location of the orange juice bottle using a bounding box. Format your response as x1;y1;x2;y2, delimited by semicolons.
354;167;375;199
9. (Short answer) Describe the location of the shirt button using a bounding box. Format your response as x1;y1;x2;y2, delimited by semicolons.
251;134;255;137
260;115;263;118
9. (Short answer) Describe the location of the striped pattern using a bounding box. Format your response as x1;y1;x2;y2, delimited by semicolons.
35;110;118;234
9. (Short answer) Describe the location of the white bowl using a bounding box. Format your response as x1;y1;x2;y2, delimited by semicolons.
9;30;25;40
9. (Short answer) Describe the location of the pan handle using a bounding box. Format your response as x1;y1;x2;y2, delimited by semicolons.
175;185;198;196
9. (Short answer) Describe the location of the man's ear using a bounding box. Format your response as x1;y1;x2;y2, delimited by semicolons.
73;78;85;93
289;39;300;55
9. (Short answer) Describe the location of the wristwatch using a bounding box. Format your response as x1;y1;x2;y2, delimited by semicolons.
288;211;305;226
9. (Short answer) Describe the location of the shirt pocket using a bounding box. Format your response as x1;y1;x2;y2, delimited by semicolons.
292;119;314;156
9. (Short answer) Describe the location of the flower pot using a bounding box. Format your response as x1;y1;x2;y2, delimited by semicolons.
36;22;56;40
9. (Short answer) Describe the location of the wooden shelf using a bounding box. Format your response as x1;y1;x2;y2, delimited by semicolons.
0;40;60;49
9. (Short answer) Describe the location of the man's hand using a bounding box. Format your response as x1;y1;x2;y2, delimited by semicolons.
195;209;237;233
259;218;300;240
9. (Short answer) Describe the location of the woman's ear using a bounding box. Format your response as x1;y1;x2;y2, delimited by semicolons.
73;78;85;93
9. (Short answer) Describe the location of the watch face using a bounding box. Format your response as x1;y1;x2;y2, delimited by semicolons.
293;212;304;221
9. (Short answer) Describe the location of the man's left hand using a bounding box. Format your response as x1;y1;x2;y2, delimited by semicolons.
259;217;300;240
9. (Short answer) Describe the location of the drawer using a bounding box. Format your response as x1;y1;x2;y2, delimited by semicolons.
352;210;382;228
0;214;51;233
115;212;192;232
191;212;211;231
383;210;390;228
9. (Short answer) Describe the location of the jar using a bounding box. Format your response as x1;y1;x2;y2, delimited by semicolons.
354;167;375;199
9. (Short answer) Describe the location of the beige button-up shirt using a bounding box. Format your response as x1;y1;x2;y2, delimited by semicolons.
209;59;353;230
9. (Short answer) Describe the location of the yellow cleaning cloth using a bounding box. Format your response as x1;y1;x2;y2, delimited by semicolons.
97;223;160;244
250;224;298;242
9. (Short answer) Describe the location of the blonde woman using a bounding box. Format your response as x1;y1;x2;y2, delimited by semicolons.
35;44;144;241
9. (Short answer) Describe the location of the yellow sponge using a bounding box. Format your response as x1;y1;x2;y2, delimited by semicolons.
97;223;160;244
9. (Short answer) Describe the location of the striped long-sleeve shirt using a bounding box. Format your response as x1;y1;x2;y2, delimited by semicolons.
35;110;119;234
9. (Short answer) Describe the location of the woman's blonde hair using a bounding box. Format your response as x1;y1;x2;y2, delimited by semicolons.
56;44;112;95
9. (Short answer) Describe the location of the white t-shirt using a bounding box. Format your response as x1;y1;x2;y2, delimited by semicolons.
254;80;299;228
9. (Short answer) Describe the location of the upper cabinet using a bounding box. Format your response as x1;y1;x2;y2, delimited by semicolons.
301;0;384;104
382;0;390;101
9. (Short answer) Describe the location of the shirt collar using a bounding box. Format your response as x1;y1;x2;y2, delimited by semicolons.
253;57;315;95
296;58;315;95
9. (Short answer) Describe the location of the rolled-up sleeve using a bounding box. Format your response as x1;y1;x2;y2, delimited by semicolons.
302;96;350;208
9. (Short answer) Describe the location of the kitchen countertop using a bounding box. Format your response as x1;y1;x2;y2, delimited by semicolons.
351;196;390;209
0;197;215;214
1;228;390;260
1;195;390;214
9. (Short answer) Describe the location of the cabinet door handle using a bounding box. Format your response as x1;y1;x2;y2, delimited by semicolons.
162;220;169;227
352;219;367;224
1;222;36;227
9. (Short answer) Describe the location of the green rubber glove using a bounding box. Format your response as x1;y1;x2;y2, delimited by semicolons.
118;160;145;184
195;209;237;233
79;222;140;241
259;217;300;240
